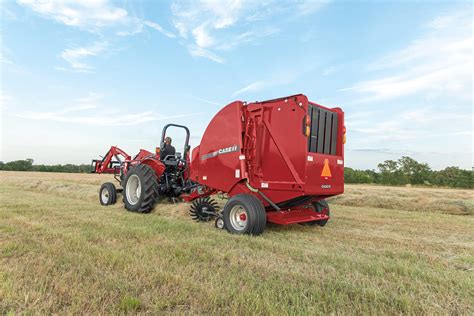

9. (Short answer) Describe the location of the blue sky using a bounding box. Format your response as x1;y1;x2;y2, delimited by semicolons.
1;0;472;170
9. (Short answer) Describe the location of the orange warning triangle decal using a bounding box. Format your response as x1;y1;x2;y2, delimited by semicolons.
321;159;332;178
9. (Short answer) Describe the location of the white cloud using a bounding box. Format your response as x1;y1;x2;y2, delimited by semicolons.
14;93;200;126
1;35;13;65
296;0;330;16
232;81;265;96
171;0;326;62
17;5;115;75
17;0;129;30
75;92;103;105
345;105;473;164
189;95;221;106
401;107;471;124
350;119;414;142
17;0;179;38
143;20;176;38
0;41;13;65
0;51;13;65
18;1;179;72
115;20;144;37
216;27;279;51
1;2;18;20
59;42;108;72
341;12;473;103
0;91;13;109
16;109;181;126
427;12;464;30
192;23;215;48
231;64;318;96
188;46;225;63
322;66;337;76
341;62;472;102
171;0;246;62
368;37;472;72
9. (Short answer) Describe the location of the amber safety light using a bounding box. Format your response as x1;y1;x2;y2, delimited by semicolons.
305;115;311;137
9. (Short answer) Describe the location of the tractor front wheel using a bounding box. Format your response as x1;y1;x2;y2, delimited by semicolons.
122;164;159;213
99;182;117;206
223;194;266;235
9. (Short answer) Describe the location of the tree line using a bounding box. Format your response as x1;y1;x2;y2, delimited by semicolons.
0;159;91;173
0;156;472;188
345;156;472;188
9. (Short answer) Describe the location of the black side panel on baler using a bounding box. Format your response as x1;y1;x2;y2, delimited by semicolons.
308;105;338;155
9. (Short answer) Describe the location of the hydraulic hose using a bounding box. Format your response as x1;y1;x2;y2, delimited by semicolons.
245;180;281;211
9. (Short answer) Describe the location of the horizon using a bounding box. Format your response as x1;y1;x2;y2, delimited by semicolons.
1;1;472;170
1;154;471;172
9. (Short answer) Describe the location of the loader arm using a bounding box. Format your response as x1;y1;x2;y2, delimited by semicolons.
92;146;131;174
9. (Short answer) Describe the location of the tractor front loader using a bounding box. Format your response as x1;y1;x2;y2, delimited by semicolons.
93;94;345;235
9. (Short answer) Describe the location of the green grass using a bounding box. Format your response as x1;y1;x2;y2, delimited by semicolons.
119;296;142;312
0;171;473;314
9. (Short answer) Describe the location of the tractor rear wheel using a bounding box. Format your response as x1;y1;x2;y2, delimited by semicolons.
99;182;117;206
300;200;330;227
223;194;266;235
122;164;159;213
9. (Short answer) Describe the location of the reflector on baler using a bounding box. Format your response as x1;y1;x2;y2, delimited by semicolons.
321;159;332;178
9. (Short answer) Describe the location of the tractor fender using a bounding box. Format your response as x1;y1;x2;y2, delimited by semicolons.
139;158;165;177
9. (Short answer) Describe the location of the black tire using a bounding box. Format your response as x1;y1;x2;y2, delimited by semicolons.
99;182;117;206
223;194;266;235
300;200;330;227
122;164;159;213
215;216;225;229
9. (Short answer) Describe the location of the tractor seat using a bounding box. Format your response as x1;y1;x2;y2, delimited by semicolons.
162;153;181;166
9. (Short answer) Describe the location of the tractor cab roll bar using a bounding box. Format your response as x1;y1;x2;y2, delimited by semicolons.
160;123;191;159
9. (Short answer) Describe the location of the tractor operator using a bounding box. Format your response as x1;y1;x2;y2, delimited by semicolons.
160;136;176;160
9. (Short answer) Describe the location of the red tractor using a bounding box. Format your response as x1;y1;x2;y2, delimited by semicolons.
92;94;345;235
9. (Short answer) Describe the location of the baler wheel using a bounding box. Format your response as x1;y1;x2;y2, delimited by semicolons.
99;182;117;206
223;194;266;235
122;164;159;213
189;196;220;222
300;200;330;227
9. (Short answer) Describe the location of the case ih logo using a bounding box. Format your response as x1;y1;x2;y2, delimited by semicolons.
201;145;239;160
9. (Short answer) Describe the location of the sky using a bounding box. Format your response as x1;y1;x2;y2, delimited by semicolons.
0;0;472;170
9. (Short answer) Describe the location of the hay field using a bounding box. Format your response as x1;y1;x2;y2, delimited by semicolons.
329;184;473;215
1;171;473;314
